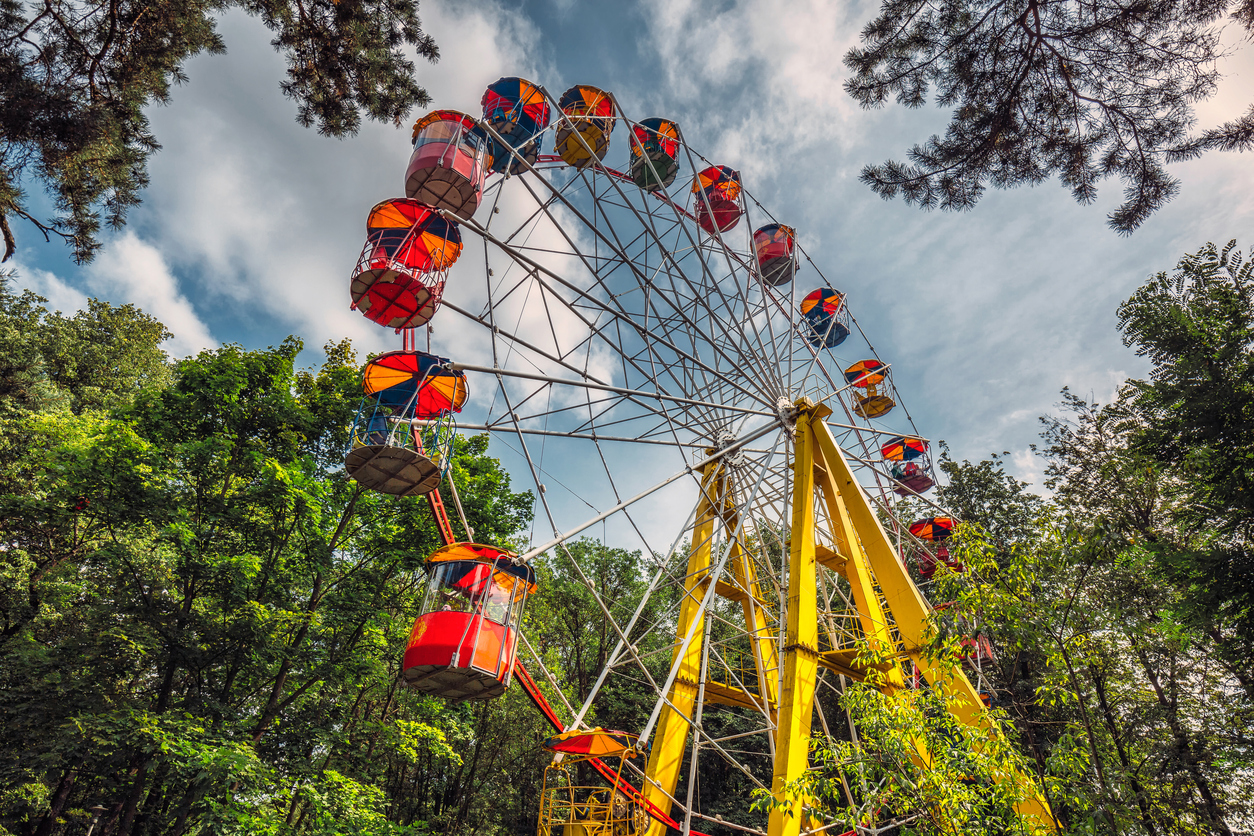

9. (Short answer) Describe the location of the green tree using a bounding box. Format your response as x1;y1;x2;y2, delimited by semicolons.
0;276;171;469
0;323;538;836
775;660;1063;836
0;274;68;414
933;521;1250;835
1116;240;1254;650
934;444;1048;552
0;0;438;263
844;0;1254;232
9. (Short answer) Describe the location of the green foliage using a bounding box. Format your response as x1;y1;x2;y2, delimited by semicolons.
812;682;1051;836
844;0;1254;232
929;511;1252;833
754;630;1063;836
529;539;658;716
0;0;438;262
0;277;171;416
1116;240;1254;650
934;443;1049;551
6;233;1253;836
0;298;542;836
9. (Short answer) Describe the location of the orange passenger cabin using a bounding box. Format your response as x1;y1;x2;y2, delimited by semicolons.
799;288;850;349
960;634;995;665
402;543;536;701
910;516;957;579
692;165;742;234
406;110;490;218
345;351;468;497
843;359;896;419
479;76;551;175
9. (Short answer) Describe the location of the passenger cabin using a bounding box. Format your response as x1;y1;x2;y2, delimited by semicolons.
800;288;850;348
537;729;649;836
910;516;959;579
629;118;680;191
402;543;535;700
345;351;466;496
480;76;551;174
843;359;896;419
555;85;616;168
406;110;489;218
692;165;742;234
754;223;797;286
349;199;462;331
882;435;936;496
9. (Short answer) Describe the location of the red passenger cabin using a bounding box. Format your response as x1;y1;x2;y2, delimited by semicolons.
406;110;489;217
692;165;742;234
402;543;536;701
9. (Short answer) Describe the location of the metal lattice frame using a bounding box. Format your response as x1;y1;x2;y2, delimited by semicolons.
419;91;1017;836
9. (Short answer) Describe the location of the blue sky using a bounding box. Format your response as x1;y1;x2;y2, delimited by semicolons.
11;0;1254;491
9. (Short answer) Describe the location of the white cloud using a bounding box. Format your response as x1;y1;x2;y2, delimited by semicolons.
21;0;1249;529
86;233;217;357
636;0;867;184
133;0;554;359
13;234;215;357
1010;446;1046;493
624;0;1254;481
12;263;89;315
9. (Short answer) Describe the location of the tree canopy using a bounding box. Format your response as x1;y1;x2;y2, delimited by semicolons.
845;0;1254;232
0;0;438;263
789;240;1254;834
0;283;547;836
4;236;1254;836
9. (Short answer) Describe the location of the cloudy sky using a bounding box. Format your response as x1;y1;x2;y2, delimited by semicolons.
11;0;1254;494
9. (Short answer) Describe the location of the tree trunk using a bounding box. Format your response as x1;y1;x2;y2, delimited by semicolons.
115;760;150;836
1133;644;1232;836
32;765;79;836
1089;664;1161;836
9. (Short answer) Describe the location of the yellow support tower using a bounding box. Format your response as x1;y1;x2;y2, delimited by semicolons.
767;403;820;836
641;462;719;836
643;401;1055;836
642;454;784;836
804;403;1056;828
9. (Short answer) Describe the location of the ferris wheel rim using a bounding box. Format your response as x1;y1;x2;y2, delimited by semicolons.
389;81;976;835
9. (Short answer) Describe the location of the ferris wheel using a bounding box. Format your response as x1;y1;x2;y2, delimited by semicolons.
341;78;1050;836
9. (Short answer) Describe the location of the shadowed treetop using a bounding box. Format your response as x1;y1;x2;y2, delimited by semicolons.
844;0;1254;233
0;0;438;263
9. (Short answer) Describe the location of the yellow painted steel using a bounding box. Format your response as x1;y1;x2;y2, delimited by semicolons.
806;408;1057;830
643;452;787;834
766;409;821;836
728;536;780;716
641;462;720;836
714;476;780;719
640;402;1054;835
811;438;904;692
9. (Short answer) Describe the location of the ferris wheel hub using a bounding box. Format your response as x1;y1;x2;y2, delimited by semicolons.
775;396;800;428
711;431;743;466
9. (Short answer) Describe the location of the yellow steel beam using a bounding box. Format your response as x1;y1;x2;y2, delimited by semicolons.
767;404;822;836
701;679;774;714
807;415;1058;830
728;534;780;717
642;461;721;836
812;438;905;692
